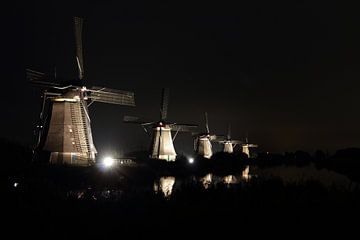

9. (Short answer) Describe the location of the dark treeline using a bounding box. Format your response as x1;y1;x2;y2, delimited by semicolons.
130;149;360;183
2;139;360;183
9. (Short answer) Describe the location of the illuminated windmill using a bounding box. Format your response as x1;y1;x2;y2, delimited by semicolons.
242;137;258;157
124;88;197;161
27;17;135;166
193;112;222;159
219;124;242;153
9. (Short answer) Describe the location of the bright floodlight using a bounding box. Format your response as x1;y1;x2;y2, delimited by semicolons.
188;157;194;164
103;156;114;168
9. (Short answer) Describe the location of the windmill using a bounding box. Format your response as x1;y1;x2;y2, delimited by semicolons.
193;112;223;159
26;17;135;166
124;88;197;161
242;136;258;158
219;124;242;153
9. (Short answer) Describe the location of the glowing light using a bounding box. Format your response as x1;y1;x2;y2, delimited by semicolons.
103;156;114;168
188;157;194;164
52;98;77;102
13;182;18;188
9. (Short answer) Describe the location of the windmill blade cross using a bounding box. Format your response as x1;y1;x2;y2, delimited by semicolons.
74;17;84;80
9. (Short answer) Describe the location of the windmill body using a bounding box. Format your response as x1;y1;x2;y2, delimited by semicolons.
223;141;234;153
194;112;221;159
242;144;250;157
219;125;241;154
43;89;96;165
124;89;197;162
150;124;177;161
196;136;213;158
28;17;135;166
241;139;258;158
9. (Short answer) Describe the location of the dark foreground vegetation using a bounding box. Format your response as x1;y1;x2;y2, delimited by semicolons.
1;139;360;238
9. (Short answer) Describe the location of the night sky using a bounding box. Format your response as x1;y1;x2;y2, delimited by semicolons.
4;1;360;156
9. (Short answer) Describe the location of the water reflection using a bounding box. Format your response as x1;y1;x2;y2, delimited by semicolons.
200;173;213;189
223;175;237;184
66;164;351;201
242;165;251;181
154;176;176;197
67;188;123;201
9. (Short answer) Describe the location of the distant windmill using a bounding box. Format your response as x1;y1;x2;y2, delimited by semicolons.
193;112;223;159
124;88;197;161
26;17;135;166
242;136;258;158
219;124;242;153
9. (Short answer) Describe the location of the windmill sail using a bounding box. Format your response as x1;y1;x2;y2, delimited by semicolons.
160;88;169;121
227;124;231;140
171;124;198;132
26;69;59;88
74;17;84;80
205;112;209;134
89;87;135;106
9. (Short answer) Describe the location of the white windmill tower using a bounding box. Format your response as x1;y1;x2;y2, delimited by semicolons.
27;17;135;166
219;124;242;153
193;112;223;159
242;136;258;158
124;88;197;161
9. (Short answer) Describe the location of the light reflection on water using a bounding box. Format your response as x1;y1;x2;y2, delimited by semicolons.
200;173;213;189
242;165;251;181
153;166;254;195
66;164;352;200
67;189;123;201
223;175;237;184
154;176;176;197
